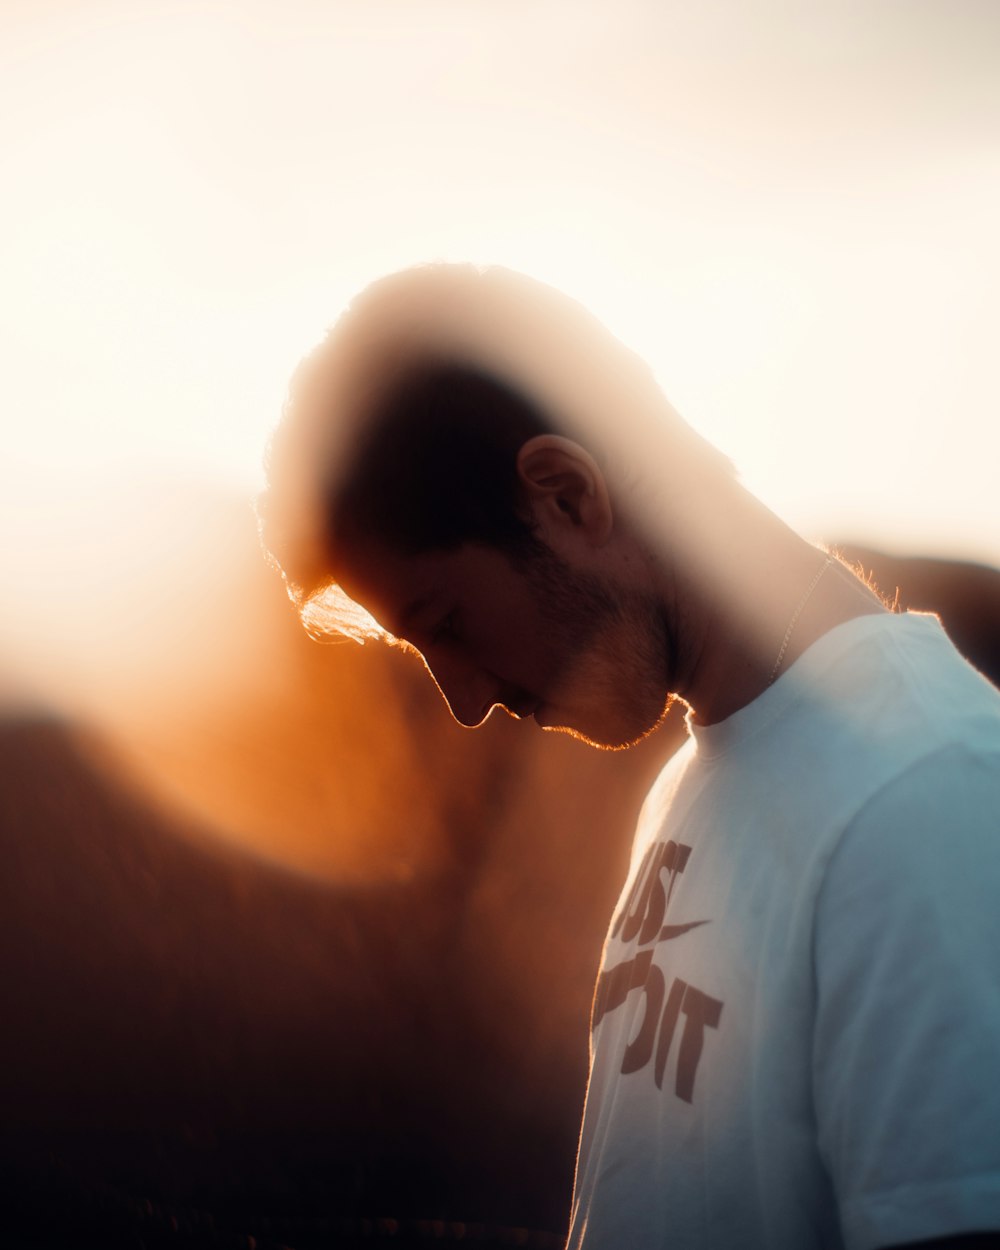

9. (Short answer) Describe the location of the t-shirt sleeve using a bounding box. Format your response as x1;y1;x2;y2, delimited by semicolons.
812;743;1000;1250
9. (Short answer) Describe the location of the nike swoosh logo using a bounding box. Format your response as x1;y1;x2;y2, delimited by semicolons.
659;920;710;941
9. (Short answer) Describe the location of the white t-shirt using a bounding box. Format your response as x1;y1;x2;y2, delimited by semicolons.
568;612;1000;1250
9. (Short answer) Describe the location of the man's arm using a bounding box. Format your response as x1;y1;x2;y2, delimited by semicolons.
813;742;1000;1249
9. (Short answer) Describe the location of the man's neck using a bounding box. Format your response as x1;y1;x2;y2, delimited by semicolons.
656;490;887;726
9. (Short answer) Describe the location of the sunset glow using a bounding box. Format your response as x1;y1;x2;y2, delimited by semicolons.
2;14;999;1240
2;0;998;870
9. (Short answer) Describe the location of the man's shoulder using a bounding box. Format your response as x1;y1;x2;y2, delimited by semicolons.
790;609;1000;765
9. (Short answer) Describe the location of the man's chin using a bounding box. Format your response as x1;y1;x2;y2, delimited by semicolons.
535;703;665;753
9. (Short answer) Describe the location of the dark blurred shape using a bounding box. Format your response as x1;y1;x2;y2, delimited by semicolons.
839;544;1000;687
0;709;631;1248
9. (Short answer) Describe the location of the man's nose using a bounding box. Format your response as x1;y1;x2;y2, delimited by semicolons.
423;652;497;728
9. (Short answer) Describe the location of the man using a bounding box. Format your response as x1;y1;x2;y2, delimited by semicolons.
260;263;1000;1249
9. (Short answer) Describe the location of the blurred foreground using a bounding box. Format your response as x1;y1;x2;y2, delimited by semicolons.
2;478;998;1248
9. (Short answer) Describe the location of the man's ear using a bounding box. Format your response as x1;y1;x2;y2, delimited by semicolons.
516;435;614;545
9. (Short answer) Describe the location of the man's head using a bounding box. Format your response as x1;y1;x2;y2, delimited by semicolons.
260;264;731;747
328;362;553;562
322;430;677;749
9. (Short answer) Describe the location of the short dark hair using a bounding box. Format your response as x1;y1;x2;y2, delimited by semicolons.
260;263;732;641
331;361;552;560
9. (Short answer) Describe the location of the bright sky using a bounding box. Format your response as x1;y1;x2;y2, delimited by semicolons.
2;0;999;661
